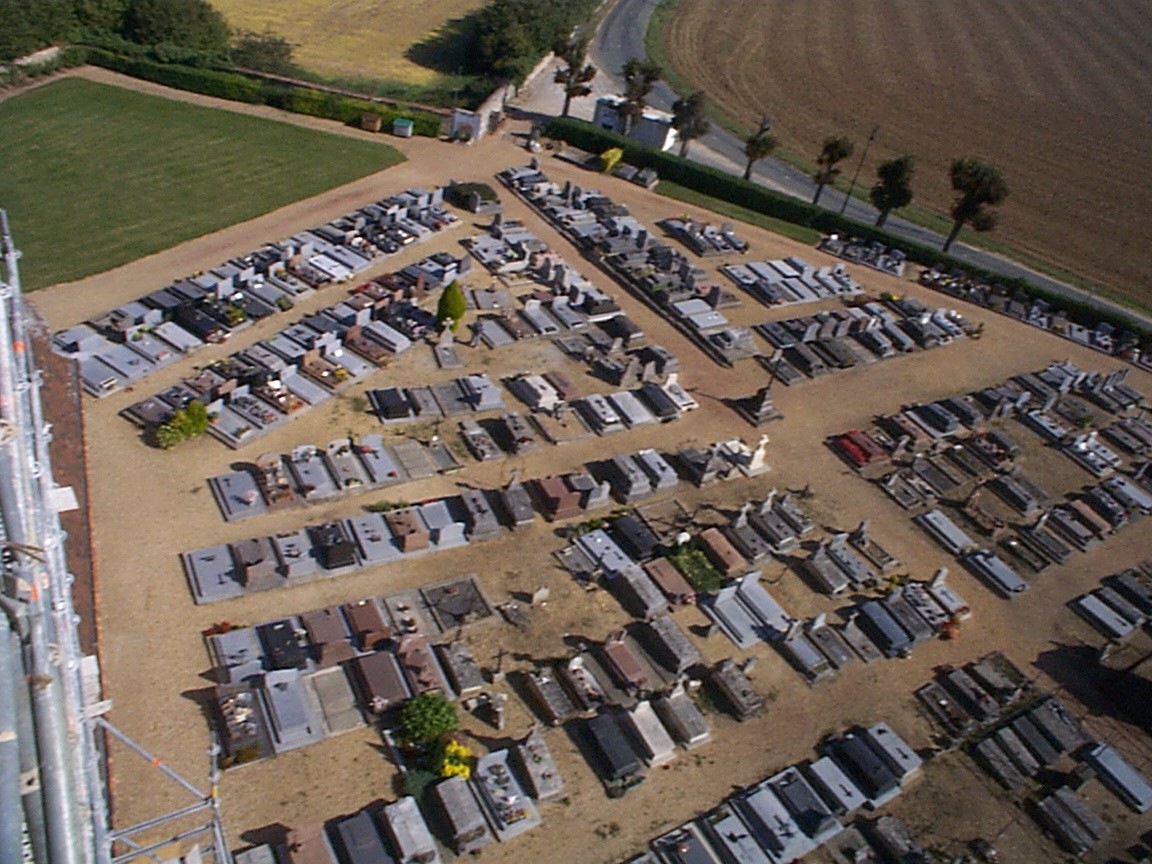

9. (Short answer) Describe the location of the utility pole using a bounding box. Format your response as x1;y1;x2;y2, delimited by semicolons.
840;125;879;217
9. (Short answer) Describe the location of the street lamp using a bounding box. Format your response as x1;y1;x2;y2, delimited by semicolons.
840;125;879;216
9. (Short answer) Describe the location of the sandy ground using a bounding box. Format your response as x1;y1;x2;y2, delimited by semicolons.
657;0;1152;305
33;75;1152;863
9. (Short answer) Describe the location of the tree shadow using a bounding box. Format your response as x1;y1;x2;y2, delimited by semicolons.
405;14;482;76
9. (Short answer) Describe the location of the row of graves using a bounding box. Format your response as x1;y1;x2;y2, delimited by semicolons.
120;253;466;448
1069;560;1152;645
207;574;495;763
828;361;1151;600
633;721;926;864
235;735;564;864
499;163;766;368
918;265;1152;374
721;255;863;308
462;216;656;358
182;434;775;603
817;235;907;278
53;187;460;398
695;489;972;684
207;433;463;522
657;217;749;258
915;652;1152;855
751;294;980;390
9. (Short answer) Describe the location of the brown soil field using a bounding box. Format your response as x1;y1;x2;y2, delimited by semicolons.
34;72;1152;864
209;0;489;84
657;0;1152;306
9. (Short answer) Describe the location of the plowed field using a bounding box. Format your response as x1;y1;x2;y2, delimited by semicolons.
657;0;1152;305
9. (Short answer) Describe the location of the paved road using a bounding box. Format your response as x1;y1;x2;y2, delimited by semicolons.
542;0;1152;332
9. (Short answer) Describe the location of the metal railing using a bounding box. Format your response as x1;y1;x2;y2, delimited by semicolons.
0;211;230;864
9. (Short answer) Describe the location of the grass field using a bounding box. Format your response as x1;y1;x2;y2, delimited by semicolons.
0;78;404;290
211;0;489;88
654;0;1152;306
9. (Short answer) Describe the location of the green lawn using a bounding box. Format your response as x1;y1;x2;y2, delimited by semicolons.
0;78;405;290
657;181;822;245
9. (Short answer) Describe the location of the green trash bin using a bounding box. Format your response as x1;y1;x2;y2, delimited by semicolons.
392;118;414;138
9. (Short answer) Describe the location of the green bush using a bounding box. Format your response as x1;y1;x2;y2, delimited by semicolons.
400;693;459;746
436;280;467;331
544;117;1151;339
84;48;444;135
155;399;210;448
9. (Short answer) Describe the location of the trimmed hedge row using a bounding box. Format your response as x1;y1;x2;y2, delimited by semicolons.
84;48;444;137
544;117;1148;338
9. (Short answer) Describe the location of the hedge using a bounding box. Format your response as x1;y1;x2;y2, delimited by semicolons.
84;48;443;137
544;117;1150;339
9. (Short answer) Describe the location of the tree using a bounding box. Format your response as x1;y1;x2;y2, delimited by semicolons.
869;155;915;228
743;116;778;181
619;57;661;136
231;29;299;76
553;33;596;118
73;0;130;31
400;693;459;746
671;91;711;158
436;280;467;332
944;157;1009;252
811;136;854;207
122;0;228;52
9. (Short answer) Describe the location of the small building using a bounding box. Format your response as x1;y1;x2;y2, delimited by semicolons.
697;527;748;577
310;521;359;570
525;667;582;726
641;615;702;674
601;629;651;694
804;756;868;817
593;96;679;151
623;700;677;767
499;481;537;528
643;557;696;606
609;564;669;620
1084;743;1152;812
384;508;430;553
584;712;646;797
300;607;356;668
855;600;913;658
396;634;451;698
351;650;410;715
472;749;541;840
733;781;815;863
432;776;492;855
257;619;308;670
709;659;764;721
259;669;323;753
436;641;485;700
653;683;711;749
515;726;566;802
537;475;582;521
767;767;842;845
381;797;440;864
828;731;901;806
867;816;927;864
863;722;922;784
332;810;395;864
698;803;771;864
342;598;391;651
456;490;502;539
610;513;661;562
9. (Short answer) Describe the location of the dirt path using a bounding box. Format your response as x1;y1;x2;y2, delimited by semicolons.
35;81;1152;863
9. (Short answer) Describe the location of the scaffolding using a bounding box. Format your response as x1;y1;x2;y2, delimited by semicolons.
0;211;231;864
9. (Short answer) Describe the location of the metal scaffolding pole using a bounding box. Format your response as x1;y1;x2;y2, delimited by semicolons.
0;210;107;864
